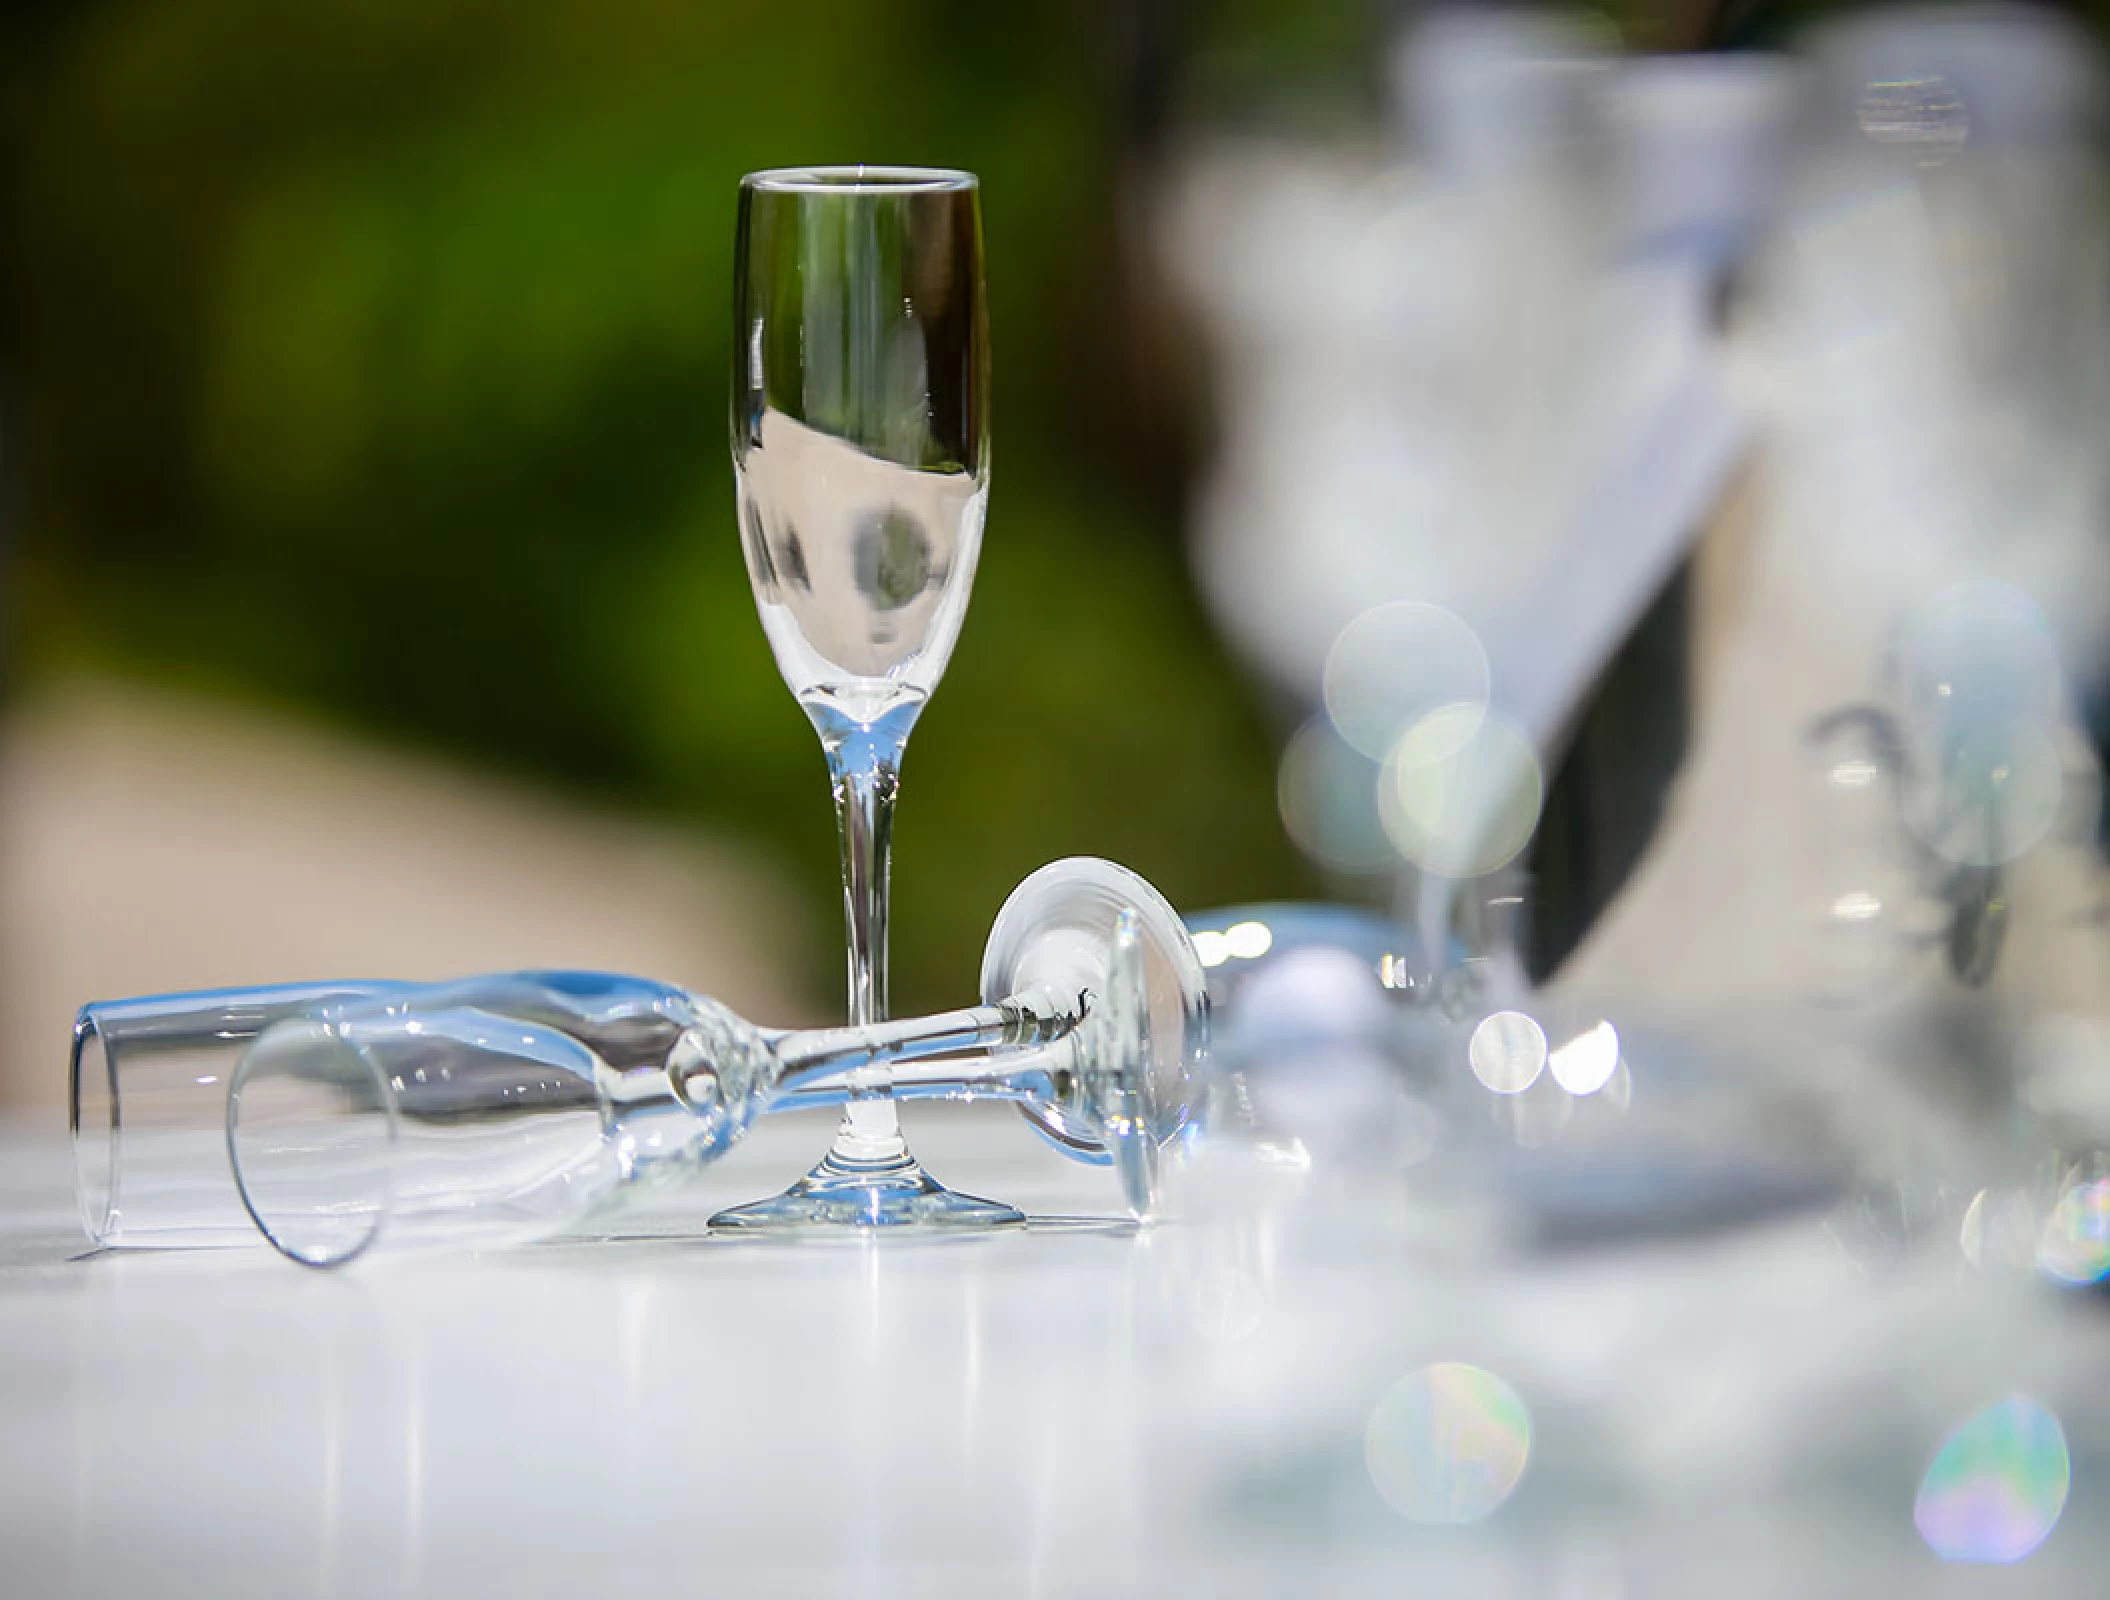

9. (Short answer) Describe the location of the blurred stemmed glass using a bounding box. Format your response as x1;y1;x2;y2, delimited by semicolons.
723;164;998;1229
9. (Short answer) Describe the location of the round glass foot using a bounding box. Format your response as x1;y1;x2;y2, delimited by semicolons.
708;1150;1025;1233
980;857;1209;1181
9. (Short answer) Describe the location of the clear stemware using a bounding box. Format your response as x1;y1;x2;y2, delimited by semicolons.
70;860;1207;1255
721;164;999;1229
223;860;1206;1265
72;981;409;1248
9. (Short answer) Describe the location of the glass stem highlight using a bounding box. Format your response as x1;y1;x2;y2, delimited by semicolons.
813;698;920;1164
773;992;1071;1084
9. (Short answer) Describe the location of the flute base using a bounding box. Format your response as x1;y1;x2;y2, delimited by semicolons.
708;1147;1025;1233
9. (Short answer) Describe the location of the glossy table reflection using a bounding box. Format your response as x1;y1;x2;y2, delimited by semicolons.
1;1106;2104;1597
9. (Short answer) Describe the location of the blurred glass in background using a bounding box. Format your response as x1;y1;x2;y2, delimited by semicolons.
1149;1;2110;1578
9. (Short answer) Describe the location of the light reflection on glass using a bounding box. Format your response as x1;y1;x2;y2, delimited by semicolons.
1278;716;1396;874
1470;1010;1546;1095
1894;582;2068;870
1237;945;1392;1042
1914;1396;2069;1564
1957;1186;2037;1273
2035;1178;2110;1287
1831;758;1879;789
1380;708;1544;878
1856;76;1969;166
1828;891;1882;923
1322;601;1490;761
1547;1021;1620;1096
1232;946;1401;1160
1917;722;2063;870
1192;919;1285;971
1365;1362;1532;1525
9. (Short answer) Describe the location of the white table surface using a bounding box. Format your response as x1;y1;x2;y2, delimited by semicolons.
2;1103;2103;1597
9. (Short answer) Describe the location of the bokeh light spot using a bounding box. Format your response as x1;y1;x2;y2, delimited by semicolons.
1278;717;1396;875
1831;758;1879;789
1958;1187;2037;1273
1547;1021;1620;1096
1323;602;1490;761
1915;1396;2069;1564
1238;947;1391;1042
1470;1011;1546;1095
1895;583;2068;868
1829;891;1882;923
1223;920;1274;962
1381;709;1543;878
2036;1178;2110;1286
1908;723;2063;869
1366;1362;1532;1525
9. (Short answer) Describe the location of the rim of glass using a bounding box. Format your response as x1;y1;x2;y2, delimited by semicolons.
743;165;976;194
70;1012;118;1245
228;1020;398;1269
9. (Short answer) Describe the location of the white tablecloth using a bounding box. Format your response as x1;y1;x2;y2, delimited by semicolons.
2;1105;2102;1596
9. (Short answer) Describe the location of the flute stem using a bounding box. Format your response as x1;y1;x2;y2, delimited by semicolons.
811;696;918;1163
710;695;1027;1228
772;989;1073;1091
772;1037;1073;1114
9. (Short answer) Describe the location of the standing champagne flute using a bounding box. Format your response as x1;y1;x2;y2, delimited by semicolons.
715;166;1015;1228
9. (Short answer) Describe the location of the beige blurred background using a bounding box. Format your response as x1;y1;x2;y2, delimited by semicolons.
0;677;818;1114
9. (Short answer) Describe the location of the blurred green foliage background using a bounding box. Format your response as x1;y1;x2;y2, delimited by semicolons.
0;0;1310;1015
